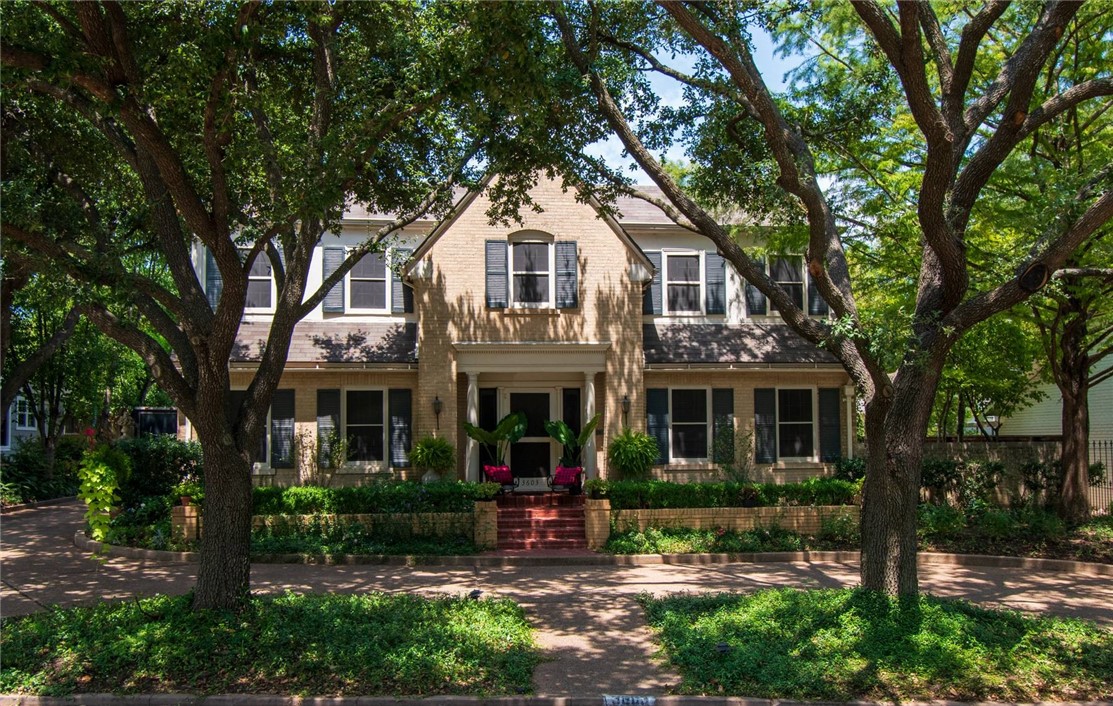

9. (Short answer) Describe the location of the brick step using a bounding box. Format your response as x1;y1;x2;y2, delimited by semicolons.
497;511;584;522
494;516;583;527
497;538;589;550
495;495;585;509
498;527;586;541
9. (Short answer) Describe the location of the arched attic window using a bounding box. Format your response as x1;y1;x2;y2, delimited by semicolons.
485;230;577;309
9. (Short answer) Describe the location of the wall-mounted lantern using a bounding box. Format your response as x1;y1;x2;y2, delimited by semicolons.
433;395;443;430
622;394;631;427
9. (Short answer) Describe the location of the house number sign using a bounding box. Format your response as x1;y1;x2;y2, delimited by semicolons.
603;697;656;706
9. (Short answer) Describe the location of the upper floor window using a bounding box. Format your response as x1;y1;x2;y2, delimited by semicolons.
485;236;578;310
745;255;829;319
14;397;37;430
349;252;388;311
322;246;413;315
643;250;726;317
244;249;275;310
666;254;701;313
512;241;551;307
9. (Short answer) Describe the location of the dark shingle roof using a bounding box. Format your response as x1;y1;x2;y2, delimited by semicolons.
232;322;418;364
643;323;838;365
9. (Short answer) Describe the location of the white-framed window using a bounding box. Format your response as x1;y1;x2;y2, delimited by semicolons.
242;248;276;311
510;240;553;307
14;397;37;431
670;388;710;461
343;388;386;463
769;257;804;311
776;388;815;459
348;251;389;312
664;252;703;314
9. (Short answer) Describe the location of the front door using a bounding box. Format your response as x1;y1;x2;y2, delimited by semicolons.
507;390;555;491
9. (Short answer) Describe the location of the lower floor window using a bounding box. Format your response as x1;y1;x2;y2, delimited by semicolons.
671;389;708;460
346;390;385;462
777;389;814;458
755;387;841;463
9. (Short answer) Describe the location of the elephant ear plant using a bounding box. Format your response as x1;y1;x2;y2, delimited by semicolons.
463;412;527;468
544;413;602;468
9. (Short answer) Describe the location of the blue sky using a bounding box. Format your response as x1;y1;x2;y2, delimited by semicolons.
587;28;800;182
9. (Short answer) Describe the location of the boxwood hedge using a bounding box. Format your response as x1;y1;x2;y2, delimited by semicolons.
252;481;500;516
589;477;860;510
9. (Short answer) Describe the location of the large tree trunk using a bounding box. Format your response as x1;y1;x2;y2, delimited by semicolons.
192;439;255;610
1057;381;1091;523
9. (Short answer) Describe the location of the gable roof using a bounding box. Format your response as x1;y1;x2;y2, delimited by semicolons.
400;176;655;277
232;322;418;365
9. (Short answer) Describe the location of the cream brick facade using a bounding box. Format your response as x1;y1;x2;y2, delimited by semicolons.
184;177;854;488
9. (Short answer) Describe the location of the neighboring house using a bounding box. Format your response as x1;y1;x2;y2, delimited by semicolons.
1;395;40;455
181;178;854;486
998;365;1113;443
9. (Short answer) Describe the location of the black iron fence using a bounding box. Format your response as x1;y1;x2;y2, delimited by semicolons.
1090;439;1113;513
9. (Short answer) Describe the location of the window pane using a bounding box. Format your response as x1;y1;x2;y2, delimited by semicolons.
668;284;700;312
784;283;804;309
771;257;802;282
667;255;699;282
513;243;548;272
514;274;549;303
779;423;814;457
347;425;384;462
347;390;383;425
673;424;708;459
672;389;707;423
246;280;272;308
352;252;386;279
248;257;273;277
351;281;386;309
778;389;813;422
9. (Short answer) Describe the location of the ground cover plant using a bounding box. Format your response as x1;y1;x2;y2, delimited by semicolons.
0;592;538;697
640;588;1113;701
606;514;859;555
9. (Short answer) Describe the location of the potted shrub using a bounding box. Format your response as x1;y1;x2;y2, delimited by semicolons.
606;429;659;480
463;412;526;486
544;413;601;493
173;479;203;507
410;436;456;483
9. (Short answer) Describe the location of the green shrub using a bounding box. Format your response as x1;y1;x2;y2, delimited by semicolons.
252;481;498;516
593;478;858;510
817;511;860;545
832;456;866;482
976;507;1020;539
0;437;84;504
921;458;961;497
114;436;202;509
918;503;966;540
408;436;456;475
606;430;659;479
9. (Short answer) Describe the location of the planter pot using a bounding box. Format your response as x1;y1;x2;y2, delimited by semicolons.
180;496;192;507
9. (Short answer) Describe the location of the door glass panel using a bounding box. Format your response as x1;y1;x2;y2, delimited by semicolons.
510;393;549;438
512;441;550;478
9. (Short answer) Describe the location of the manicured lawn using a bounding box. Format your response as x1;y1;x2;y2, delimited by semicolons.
639;588;1113;701
0;592;538;697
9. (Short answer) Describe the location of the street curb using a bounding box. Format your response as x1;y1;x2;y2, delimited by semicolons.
72;531;1113;576
1;695;1110;706
1;496;78;515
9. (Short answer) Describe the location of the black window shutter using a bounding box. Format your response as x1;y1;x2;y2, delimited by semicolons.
316;389;341;465
555;241;578;308
270;389;295;468
205;248;223;310
643;251;662;315
711;388;734;463
754;388;777;463
388;388;412;467
391;248;414;314
322;247;346;313
485;240;508;308
808;274;830;316
646;388;669;465
745;257;767;316
705;253;726;315
818;388;842;462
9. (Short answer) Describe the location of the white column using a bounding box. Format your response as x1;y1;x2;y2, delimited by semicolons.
466;373;480;481
584;372;596;478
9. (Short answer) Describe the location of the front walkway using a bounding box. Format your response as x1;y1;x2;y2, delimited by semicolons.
3;501;1112;696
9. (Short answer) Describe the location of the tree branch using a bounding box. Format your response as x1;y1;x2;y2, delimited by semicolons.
0;307;80;411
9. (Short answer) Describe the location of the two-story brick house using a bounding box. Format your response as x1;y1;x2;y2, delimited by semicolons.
182;177;855;487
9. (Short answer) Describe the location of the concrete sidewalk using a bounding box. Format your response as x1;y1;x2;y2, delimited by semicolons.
3;501;1113;698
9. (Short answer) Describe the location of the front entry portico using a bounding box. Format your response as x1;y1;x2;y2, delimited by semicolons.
454;342;610;483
